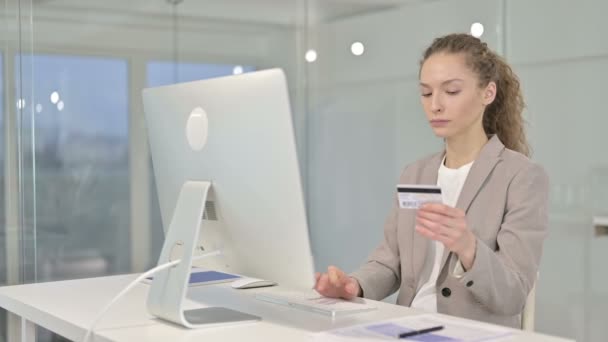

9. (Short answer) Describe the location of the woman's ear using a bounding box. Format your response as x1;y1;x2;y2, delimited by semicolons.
483;81;497;105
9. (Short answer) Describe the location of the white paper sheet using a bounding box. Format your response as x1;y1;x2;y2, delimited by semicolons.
312;314;515;342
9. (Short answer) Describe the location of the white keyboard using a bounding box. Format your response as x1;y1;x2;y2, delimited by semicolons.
255;290;376;318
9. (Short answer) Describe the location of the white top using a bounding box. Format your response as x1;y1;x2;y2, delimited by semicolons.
410;157;473;312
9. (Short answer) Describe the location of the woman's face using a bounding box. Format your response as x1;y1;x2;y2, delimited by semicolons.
419;52;495;140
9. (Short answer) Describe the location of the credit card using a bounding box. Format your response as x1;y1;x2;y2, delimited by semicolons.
397;184;442;209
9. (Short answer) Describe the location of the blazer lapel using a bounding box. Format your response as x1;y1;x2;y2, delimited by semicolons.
439;135;504;269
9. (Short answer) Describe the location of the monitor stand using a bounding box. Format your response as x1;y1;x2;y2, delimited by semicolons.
146;181;260;328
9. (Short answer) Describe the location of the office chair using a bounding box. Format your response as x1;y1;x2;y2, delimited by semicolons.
521;276;538;331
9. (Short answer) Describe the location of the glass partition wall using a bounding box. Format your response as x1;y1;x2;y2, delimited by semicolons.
2;1;607;341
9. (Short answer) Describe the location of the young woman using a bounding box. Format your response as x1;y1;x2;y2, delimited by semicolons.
314;33;549;328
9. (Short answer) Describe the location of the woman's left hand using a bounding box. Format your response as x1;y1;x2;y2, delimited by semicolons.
415;203;477;270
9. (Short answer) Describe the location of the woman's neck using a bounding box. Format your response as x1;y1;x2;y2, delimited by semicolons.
444;130;488;168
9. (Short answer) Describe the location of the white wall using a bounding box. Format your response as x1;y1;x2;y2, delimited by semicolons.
307;0;499;277
507;1;608;341
306;1;608;341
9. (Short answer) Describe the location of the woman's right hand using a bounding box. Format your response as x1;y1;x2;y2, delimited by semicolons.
314;265;361;300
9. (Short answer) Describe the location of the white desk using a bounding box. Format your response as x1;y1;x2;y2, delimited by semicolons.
0;274;572;342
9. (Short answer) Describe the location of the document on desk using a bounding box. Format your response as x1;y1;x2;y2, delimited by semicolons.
312;314;514;341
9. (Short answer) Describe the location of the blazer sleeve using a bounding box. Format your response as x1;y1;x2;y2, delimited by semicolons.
458;162;549;315
350;162;410;301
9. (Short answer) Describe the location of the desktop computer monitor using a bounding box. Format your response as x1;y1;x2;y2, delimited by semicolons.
142;69;316;293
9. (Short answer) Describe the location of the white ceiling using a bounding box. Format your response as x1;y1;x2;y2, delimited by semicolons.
31;0;423;26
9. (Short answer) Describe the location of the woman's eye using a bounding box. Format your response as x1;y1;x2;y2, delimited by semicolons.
446;90;461;95
421;93;432;97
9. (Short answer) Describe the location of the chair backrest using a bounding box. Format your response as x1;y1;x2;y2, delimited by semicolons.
521;279;537;331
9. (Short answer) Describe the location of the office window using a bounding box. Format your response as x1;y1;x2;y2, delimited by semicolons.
147;61;255;87
18;54;130;281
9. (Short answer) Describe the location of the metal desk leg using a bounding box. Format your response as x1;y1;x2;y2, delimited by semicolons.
22;317;36;342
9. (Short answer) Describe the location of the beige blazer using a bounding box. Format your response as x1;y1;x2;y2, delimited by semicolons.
351;135;549;328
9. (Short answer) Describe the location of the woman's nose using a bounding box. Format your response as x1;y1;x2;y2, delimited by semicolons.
431;95;443;113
